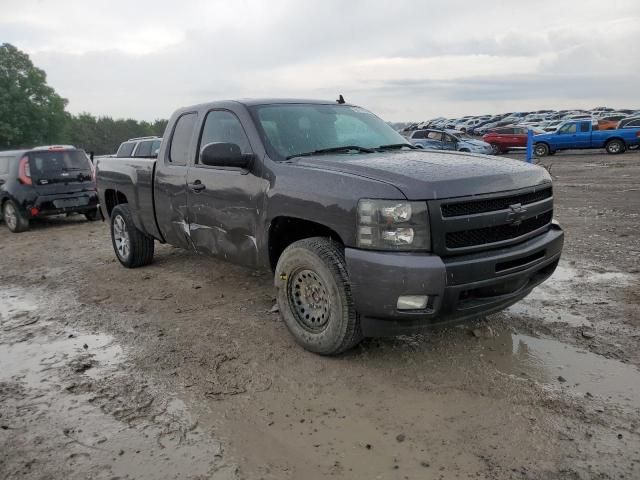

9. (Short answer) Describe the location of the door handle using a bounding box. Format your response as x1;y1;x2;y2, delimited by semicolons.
189;181;206;192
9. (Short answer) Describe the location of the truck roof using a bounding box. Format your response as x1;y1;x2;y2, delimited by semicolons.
177;98;355;112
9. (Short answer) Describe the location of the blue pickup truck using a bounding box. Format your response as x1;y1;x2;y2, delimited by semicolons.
533;120;640;156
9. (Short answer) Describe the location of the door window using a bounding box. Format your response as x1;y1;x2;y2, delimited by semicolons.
426;131;443;141
198;110;252;164
580;123;590;133
558;124;577;134
116;142;135;157
169;113;197;165
134;140;153;157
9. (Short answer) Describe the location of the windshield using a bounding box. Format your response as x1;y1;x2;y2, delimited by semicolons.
249;103;409;161
28;149;92;184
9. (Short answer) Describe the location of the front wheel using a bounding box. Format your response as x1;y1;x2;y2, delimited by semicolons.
605;139;625;155
534;143;549;157
2;200;29;233
490;144;501;155
110;204;154;268
275;237;362;355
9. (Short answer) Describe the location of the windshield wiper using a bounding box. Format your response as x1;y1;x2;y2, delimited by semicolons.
376;143;417;151
286;145;374;160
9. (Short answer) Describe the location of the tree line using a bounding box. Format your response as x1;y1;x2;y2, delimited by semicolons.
0;43;167;155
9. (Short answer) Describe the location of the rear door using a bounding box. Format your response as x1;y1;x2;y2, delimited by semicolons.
154;112;197;249
512;127;528;147
185;109;261;267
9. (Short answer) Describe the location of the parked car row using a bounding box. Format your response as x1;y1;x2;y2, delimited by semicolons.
404;107;640;137
401;106;640;154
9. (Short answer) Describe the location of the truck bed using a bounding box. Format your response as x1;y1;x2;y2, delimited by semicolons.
95;156;161;239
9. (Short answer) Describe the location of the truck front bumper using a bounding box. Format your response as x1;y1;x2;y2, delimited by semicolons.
345;224;564;336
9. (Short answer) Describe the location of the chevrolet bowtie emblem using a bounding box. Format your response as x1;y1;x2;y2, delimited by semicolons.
506;203;527;226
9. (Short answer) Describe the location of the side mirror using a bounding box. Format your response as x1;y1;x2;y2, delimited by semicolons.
200;142;252;169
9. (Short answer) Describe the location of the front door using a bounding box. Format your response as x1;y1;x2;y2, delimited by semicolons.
555;122;579;149
186;109;262;267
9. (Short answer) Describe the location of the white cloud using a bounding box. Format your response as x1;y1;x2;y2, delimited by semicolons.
1;0;638;120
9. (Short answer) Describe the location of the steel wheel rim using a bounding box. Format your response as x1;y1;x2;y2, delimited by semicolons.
535;145;546;156
113;214;130;259
609;142;621;153
491;144;499;155
288;269;331;332
4;204;17;230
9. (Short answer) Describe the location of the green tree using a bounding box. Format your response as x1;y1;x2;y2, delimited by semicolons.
0;43;69;149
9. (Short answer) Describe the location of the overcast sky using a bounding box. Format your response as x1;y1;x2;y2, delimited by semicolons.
2;0;639;121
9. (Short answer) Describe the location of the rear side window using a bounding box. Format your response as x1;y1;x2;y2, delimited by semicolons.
116;142;135;157
134;140;153;157
411;131;426;139
169;113;197;165
580;123;590;132
0;156;11;174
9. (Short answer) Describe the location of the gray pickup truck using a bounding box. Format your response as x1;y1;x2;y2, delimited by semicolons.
96;99;564;355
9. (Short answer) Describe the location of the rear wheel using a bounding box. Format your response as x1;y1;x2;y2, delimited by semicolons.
275;237;362;355
534;143;549;157
605;139;625;155
110;204;154;268
3;200;29;233
490;144;501;155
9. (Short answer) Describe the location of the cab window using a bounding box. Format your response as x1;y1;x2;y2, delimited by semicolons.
198;110;252;164
558;123;577;134
169;113;197;165
116;142;135;157
134;141;153;157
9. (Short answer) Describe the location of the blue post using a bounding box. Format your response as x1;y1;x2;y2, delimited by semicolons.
526;129;533;163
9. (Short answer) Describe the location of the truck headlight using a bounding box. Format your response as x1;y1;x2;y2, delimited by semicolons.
357;200;430;251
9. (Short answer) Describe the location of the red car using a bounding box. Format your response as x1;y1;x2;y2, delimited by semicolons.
483;126;538;154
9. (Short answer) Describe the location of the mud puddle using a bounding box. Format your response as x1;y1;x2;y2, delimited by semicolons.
0;286;235;480
508;263;636;328
476;332;640;411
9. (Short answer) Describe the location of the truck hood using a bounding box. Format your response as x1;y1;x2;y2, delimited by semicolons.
290;150;550;200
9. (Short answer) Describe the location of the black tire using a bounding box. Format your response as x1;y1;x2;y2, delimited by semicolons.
534;143;549;157
2;200;29;233
490;144;501;155
459;148;470;153
274;237;362;355
84;208;99;221
110;204;154;268
605;139;625;155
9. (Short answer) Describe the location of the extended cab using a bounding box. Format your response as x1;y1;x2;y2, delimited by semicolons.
533;120;640;156
96;99;564;355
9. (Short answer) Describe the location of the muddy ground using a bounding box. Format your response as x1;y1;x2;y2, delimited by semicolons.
1;150;639;479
